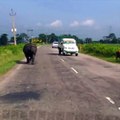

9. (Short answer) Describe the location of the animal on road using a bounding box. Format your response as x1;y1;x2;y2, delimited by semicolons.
23;43;37;64
115;50;120;60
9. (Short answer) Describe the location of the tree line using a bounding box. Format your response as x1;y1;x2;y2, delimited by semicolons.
0;32;120;46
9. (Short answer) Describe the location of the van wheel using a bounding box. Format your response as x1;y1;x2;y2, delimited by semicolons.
59;51;61;55
75;53;78;56
58;48;61;55
63;52;65;55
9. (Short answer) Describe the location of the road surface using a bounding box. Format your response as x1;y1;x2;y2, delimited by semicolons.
0;46;120;120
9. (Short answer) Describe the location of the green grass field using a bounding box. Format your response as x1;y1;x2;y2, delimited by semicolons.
78;43;120;63
0;44;24;76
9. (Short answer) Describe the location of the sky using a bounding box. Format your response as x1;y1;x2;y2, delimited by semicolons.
0;0;120;40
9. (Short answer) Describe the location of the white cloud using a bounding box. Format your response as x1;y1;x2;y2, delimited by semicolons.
36;22;42;27
70;19;95;27
70;21;80;27
50;20;62;28
81;19;95;26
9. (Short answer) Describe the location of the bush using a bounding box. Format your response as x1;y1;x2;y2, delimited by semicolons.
0;44;24;75
79;43;120;57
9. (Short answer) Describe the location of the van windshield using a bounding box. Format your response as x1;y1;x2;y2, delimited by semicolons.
63;41;75;44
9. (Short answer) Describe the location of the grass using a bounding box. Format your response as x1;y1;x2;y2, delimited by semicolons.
0;43;42;76
80;44;120;64
0;44;24;76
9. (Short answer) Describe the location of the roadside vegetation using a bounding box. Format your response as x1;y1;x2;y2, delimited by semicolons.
78;43;120;63
0;44;24;76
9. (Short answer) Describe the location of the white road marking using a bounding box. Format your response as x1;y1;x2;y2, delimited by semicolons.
61;59;65;62
27;86;30;89
106;97;115;104
118;107;120;110
71;67;78;74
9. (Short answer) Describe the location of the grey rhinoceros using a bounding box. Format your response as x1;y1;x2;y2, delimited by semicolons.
23;43;37;64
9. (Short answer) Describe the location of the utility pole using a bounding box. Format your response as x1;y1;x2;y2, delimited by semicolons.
109;25;112;34
27;29;33;42
46;33;48;44
9;9;17;45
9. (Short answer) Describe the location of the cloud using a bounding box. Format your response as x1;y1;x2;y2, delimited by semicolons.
81;19;95;26
36;22;42;27
50;20;62;28
70;21;80;27
70;19;95;27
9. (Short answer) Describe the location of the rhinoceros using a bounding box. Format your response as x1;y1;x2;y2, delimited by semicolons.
115;50;120;60
23;43;37;64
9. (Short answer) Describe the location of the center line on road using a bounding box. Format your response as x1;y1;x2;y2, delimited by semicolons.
61;59;65;62
118;107;120;110
106;97;115;104
71;67;78;74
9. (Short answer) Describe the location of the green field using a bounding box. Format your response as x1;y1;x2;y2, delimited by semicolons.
0;44;24;76
78;43;120;63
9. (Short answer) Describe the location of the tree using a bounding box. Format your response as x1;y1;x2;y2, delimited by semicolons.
38;33;46;43
0;34;8;45
16;33;29;43
85;38;92;43
49;33;58;43
108;33;116;39
16;34;22;43
10;33;29;44
117;38;120;43
99;39;104;43
108;33;117;43
103;33;117;43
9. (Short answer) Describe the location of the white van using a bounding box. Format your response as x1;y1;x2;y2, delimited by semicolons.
58;38;79;56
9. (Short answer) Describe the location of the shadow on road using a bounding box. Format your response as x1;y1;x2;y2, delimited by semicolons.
48;53;58;56
15;60;26;64
0;91;40;103
48;52;71;56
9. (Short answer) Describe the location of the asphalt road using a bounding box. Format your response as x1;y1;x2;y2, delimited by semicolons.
0;46;120;120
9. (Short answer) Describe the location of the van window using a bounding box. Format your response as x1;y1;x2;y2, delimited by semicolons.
63;41;75;44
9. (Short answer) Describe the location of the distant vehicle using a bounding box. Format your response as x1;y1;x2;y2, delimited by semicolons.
58;38;79;56
52;41;58;48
